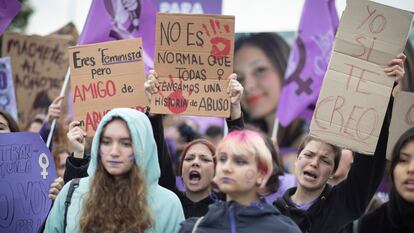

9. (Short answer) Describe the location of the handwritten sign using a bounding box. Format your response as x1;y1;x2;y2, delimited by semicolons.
0;132;57;233
1;32;71;128
310;0;413;154
69;38;147;136
387;91;414;160
0;57;18;120
150;13;234;117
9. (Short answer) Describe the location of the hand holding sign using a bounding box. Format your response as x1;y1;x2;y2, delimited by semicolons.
383;53;406;97
227;73;243;120
67;121;86;158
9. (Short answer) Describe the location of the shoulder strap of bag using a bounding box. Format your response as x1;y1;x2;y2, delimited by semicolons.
191;216;204;233
64;178;80;233
352;219;359;233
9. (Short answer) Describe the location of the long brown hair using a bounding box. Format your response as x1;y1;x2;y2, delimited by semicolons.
79;119;153;233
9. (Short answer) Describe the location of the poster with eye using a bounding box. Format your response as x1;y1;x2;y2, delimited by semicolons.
0;132;57;233
150;13;235;118
1;32;71;129
387;91;414;160
310;0;413;154
68;38;147;136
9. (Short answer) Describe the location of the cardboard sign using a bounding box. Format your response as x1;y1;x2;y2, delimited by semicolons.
150;13;235;117
0;57;18;120
2;32;71;128
0;132;57;233
387;91;414;159
69;38;147;136
310;0;413;154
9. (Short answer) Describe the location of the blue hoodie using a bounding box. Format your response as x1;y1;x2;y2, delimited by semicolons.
44;108;184;233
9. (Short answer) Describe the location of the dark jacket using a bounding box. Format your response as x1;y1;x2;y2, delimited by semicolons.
179;200;301;233
177;191;225;219
273;99;393;233
339;188;414;233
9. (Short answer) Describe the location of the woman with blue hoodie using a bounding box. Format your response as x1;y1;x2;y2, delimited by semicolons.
43;108;184;233
179;130;301;233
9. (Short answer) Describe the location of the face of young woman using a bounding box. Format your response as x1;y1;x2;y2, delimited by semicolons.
393;140;414;203
295;140;335;193
234;45;282;119
99;119;135;177
181;143;215;193
215;147;265;205
0;114;11;133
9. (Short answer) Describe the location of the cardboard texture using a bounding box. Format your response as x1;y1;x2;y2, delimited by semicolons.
1;32;71;128
387;91;414;160
310;0;413;154
151;13;235;117
69;38;147;136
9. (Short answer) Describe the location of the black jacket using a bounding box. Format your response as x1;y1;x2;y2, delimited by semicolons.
339;188;414;233
179;200;301;233
273;99;392;233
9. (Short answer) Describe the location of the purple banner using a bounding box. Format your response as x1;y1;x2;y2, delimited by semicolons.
0;57;18;121
155;0;222;14
79;0;156;74
277;0;339;127
0;133;57;233
0;0;20;35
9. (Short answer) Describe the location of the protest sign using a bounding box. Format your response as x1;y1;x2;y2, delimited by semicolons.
156;0;222;14
69;38;147;136
150;13;234;117
2;32;71;128
310;0;413;154
0;57;18;120
387;91;414;159
0;132;57;233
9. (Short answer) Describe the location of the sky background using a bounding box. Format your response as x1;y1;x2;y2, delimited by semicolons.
25;0;413;36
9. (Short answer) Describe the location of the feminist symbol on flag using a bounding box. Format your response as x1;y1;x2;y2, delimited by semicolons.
285;36;313;95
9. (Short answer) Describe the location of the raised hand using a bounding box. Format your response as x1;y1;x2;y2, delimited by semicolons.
67;121;86;158
227;73;243;120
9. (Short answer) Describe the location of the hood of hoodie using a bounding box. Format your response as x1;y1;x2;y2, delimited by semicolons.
87;108;160;187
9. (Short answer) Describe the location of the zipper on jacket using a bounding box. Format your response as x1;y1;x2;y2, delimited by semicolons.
229;204;237;233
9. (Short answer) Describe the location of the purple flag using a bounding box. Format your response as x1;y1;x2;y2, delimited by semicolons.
79;0;156;74
0;0;20;35
0;132;57;233
277;0;339;127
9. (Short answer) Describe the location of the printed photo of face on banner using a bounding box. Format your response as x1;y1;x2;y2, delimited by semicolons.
234;32;305;147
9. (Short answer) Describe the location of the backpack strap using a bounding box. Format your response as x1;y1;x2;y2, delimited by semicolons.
352;219;359;233
191;216;204;233
64;178;80;233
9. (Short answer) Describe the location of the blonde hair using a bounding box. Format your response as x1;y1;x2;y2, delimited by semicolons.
216;130;273;195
